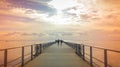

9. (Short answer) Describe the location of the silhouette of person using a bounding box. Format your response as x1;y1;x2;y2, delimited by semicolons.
58;39;60;45
60;40;63;46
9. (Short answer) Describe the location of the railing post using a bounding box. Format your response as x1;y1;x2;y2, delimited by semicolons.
82;45;85;60
76;45;80;55
75;44;77;50
39;44;42;54
79;45;82;56
4;49;7;67
104;49;108;67
73;44;74;49
35;44;39;56
77;45;78;54
90;46;93;66
76;44;77;53
31;45;33;60
21;47;24;67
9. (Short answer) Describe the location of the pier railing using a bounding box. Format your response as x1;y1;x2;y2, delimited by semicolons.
64;41;120;67
1;40;120;67
0;41;56;67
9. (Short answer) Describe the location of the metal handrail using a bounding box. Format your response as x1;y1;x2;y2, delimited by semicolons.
64;42;120;53
0;41;56;67
85;53;112;67
0;45;33;51
64;41;120;67
0;52;31;67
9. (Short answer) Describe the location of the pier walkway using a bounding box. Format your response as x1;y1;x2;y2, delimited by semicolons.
24;43;90;67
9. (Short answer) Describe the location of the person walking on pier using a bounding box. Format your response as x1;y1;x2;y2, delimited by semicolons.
55;39;63;46
60;40;63;46
58;39;60;46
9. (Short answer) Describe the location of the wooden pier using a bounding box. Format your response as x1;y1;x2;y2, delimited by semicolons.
24;43;90;67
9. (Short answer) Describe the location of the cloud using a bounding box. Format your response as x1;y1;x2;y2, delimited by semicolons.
62;7;77;17
92;12;120;29
80;14;91;20
47;31;74;37
30;0;53;3
0;0;11;10
24;9;35;14
79;29;120;41
2;32;45;37
3;32;20;36
21;32;44;37
97;0;120;6
0;14;34;23
6;0;56;15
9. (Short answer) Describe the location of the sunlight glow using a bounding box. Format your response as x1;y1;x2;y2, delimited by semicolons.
49;0;78;10
46;12;71;25
48;0;79;24
48;0;88;25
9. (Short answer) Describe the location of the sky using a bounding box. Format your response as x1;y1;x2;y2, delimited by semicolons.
0;0;120;43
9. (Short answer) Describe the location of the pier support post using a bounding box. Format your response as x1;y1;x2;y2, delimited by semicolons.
76;44;78;53
90;46;93;66
31;45;33;60
4;49;7;67
82;45;85;60
104;49;108;67
76;45;81;55
39;44;42;54
21;47;24;67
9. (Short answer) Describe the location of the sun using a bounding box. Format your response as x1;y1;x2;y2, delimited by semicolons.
47;0;79;25
27;0;88;25
47;12;71;25
49;0;77;11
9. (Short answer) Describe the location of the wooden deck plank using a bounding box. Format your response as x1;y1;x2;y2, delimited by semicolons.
24;43;91;67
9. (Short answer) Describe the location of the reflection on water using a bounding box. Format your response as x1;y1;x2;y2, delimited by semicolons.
0;40;120;67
